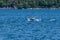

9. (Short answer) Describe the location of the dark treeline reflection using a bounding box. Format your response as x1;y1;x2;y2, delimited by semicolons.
0;0;60;9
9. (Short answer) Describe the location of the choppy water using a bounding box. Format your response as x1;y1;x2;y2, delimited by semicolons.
0;9;60;40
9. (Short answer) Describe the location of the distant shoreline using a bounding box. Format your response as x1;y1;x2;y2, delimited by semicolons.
0;8;60;9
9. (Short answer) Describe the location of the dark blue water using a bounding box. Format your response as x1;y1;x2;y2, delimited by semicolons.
0;9;60;40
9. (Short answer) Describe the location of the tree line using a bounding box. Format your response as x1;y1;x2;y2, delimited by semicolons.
0;0;60;9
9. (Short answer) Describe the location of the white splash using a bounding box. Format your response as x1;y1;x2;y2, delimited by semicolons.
49;18;56;22
35;18;41;21
27;18;31;21
27;18;41;22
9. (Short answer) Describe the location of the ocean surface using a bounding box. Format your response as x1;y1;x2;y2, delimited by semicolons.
0;9;60;40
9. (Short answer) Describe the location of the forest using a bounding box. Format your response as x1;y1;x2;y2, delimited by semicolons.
0;0;60;9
